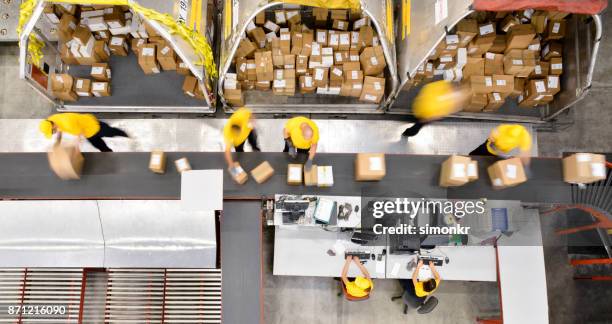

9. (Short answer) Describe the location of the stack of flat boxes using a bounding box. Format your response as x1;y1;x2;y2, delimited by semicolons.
413;10;567;112
227;7;388;107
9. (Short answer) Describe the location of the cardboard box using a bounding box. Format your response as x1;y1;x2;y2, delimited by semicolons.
316;29;328;46
286;10;301;25
73;25;93;46
229;163;248;184
489;35;506;54
333;20;349;31
525;79;548;101
329;66;344;88
317;166;334;187
183;76;199;97
291;32;303;55
469;75;494;94
562;153;607;184
255;51;274;81
543;75;560;96
464;93;488;112
93;40;110;62
177;61;191;75
531;61;550;78
149;150;166;174
274;10;286;25
235;39;256;59
57;14;77;42
510;77;526;98
328;31;339;50
487;158;527;189
549;57;563;75
104;7;125;29
109;36;128;56
251;161;275;184
296;55;308;75
344;68;363;85
330;9;348;21
500;15;520;33
255;81;270;91
250;27;267;48
468;161;479;181
157;43;177;70
91;63;111;81
304;165;318;186
225;87;244;106
48;144;84;180
255;11;265;25
360;46;386;76
506;24;536;50
283;54;295;69
358;26;374;48
287;164;303;185
138;44;160;74
546;20;566;40
130;38;146;55
50;74;78;102
272;47;284;68
91;82;110;97
299;75;316;94
175;157;192;173
542;42;562;60
313;67;329;87
360;76;385;103
503;49;535;77
355;153;386;181
531;11;548;33
492;75;514;93
439;155;471;187
463;57;485;79
246;59;257;81
484;92;505;112
484;52;504;75
338;32;351;51
313;8;328;26
74;78;92;97
456;19;478;46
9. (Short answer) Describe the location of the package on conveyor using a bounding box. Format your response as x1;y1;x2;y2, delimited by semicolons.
562;153;607;184
317;166;334;187
439;155;479;187
487;157;527;189
251;161;275;184
91;63;112;82
355;153;386;181
224;73;244;106
229;163;249;185
137;43;160;74
51;73;78;102
175;157;192;173
48;143;84;180
149;150;167;174
91;81;111;97
182;75;205;100
74;78;92;97
287;164;303;185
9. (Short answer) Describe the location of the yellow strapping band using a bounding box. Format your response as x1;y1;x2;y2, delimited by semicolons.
280;0;360;10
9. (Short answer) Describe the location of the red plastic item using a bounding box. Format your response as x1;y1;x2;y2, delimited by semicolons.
473;0;608;14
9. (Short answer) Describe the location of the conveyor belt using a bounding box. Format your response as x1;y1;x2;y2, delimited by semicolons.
0;152;571;203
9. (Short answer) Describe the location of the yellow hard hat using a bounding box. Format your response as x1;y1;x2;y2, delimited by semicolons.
39;120;53;138
491;124;530;152
412;80;459;121
354;276;372;290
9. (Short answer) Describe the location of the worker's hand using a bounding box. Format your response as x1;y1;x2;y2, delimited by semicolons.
304;159;313;172
418;260;424;267
228;162;241;176
285;139;297;158
346;255;352;261
428;261;434;267
353;256;361;262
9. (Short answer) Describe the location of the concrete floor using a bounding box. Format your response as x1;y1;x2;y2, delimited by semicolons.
1;9;612;323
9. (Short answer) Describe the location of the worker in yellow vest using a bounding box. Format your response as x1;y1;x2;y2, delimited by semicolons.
402;80;468;137
341;256;374;299
223;108;260;171
469;124;533;164
283;116;319;171
39;113;128;152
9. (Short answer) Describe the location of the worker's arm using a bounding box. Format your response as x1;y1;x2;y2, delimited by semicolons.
224;144;234;168
412;259;423;286
308;143;317;161
519;150;531;166
429;261;441;281
341;256;351;285
353;256;371;280
283;127;290;139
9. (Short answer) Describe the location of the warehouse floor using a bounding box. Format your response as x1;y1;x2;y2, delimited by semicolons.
1;9;612;324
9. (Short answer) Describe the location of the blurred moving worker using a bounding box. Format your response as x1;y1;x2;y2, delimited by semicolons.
39;113;128;152
399;260;440;313
469;124;533;164
223;108;260;171
341;256;373;300
402;80;469;137
283;116;319;171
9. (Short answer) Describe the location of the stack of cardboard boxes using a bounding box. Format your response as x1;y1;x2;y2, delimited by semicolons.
225;7;388;106
413;10;567;112
43;4;198;102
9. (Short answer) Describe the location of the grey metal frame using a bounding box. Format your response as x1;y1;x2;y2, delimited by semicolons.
217;0;399;114
18;0;217;113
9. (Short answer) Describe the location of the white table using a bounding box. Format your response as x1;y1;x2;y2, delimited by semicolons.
385;246;497;281
273;227;387;278
273;195;361;228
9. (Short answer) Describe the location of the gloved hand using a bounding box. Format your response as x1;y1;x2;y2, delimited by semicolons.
285;139;297;158
228;162;241;176
304;159;313;172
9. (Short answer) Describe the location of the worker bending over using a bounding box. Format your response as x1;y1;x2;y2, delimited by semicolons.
341;256;373;299
223;108;260;170
402;80;468;137
469;124;532;164
39;113;128;152
283;116;319;171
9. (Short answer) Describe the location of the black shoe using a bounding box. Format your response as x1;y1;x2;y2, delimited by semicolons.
402;128;419;137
